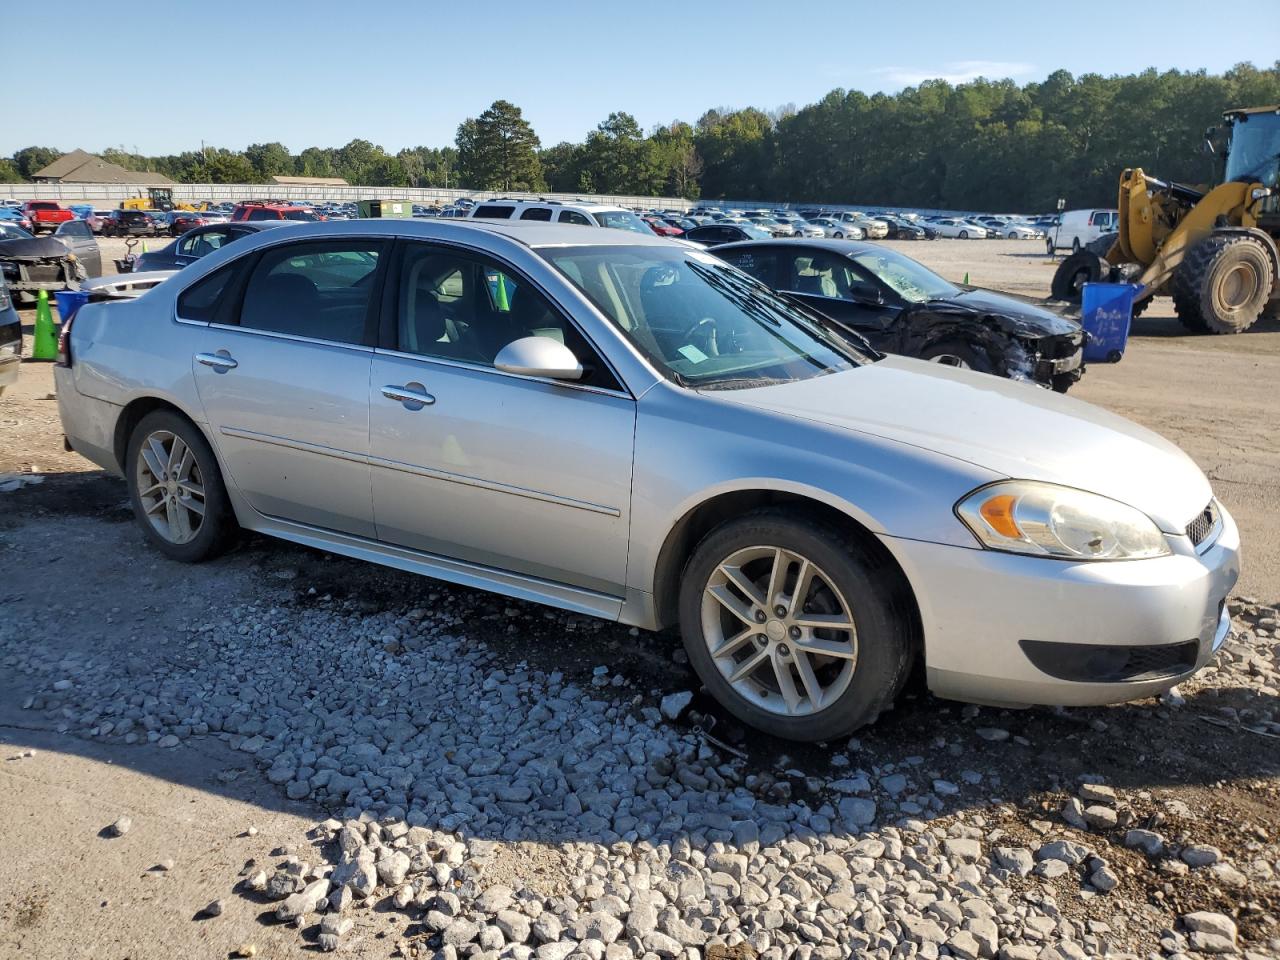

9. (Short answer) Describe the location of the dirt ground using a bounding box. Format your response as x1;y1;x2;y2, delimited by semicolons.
1;237;1278;958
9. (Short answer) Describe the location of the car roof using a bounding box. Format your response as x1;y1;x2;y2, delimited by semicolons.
472;198;633;214
713;237;883;257
177;217;676;253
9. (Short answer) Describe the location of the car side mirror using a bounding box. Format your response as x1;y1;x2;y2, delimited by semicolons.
494;336;583;381
849;281;883;305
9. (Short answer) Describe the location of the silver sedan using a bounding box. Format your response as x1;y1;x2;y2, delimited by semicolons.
54;220;1239;741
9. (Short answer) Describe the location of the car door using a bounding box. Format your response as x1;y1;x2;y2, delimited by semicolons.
368;240;636;603
776;247;902;347
53;219;102;277
188;237;388;538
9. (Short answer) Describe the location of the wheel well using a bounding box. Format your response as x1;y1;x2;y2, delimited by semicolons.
113;397;198;469
651;491;923;653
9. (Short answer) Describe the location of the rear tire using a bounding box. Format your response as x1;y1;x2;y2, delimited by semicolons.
1071;238;1081;253
1045;238;1055;256
677;509;913;741
1085;233;1118;257
1051;250;1109;302
126;410;237;562
1173;234;1273;334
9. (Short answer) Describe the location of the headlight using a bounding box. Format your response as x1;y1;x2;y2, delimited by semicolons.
956;481;1171;561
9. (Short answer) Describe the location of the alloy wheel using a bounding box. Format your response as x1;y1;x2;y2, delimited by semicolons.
700;545;858;717
135;429;206;544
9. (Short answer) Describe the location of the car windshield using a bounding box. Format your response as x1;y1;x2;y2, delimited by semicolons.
283;210;321;221
846;247;960;304
544;245;867;388
0;224;34;241
593;210;651;235
1225;111;1280;188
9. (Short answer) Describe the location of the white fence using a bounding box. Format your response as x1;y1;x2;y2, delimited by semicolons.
0;181;693;211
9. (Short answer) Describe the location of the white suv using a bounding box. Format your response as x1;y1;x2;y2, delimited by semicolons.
468;199;652;235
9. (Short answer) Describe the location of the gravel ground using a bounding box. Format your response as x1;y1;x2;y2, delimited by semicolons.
1;237;1279;959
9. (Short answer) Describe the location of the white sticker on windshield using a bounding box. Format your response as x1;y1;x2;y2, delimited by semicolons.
678;344;709;364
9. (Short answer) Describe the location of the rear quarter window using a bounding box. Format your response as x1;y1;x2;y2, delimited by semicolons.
177;263;241;323
473;205;515;219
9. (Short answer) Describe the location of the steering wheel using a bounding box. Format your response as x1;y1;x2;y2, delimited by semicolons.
682;317;719;356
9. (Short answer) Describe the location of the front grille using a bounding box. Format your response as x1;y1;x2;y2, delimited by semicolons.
1185;500;1219;547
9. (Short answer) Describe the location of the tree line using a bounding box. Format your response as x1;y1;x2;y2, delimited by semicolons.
5;62;1278;212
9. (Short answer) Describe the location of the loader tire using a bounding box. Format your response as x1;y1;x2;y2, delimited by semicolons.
1174;234;1273;334
1085;232;1119;257
1051;250;1108;302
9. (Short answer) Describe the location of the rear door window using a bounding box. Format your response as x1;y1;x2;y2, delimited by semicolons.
519;207;553;221
237;240;386;345
717;247;779;286
247;209;278;221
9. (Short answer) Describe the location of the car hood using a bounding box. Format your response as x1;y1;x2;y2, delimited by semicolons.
715;355;1211;533
0;237;71;260
922;288;1080;338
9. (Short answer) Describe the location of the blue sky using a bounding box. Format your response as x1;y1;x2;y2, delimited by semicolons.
7;0;1277;156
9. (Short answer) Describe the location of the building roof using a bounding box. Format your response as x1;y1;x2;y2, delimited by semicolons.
271;175;350;186
32;150;174;185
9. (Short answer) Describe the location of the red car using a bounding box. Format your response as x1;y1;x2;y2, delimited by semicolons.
642;215;683;237
21;201;75;234
168;211;208;236
231;201;322;222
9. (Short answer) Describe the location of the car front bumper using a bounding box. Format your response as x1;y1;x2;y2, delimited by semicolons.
883;502;1240;708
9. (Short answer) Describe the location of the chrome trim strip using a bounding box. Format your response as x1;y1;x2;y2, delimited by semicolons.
368;453;621;517
373;348;631;399
206;322;375;352
248;513;624;622
219;426;368;466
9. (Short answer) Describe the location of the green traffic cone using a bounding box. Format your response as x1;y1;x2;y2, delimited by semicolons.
32;289;59;361
963;272;970;285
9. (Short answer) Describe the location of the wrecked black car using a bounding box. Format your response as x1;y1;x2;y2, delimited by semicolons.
714;239;1085;391
0;222;91;305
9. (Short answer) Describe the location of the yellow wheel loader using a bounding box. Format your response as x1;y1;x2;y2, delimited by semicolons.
1052;105;1280;334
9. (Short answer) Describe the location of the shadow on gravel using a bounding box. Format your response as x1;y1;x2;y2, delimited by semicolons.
3;515;1278;843
1130;310;1280;339
0;470;130;527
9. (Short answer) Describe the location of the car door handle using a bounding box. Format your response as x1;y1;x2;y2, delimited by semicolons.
381;384;435;406
195;351;237;371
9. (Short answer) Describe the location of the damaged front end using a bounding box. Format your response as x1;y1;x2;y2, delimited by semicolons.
903;289;1087;392
0;237;87;304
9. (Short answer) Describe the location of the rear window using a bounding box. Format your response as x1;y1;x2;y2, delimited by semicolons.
473;205;516;219
283;210;320;221
592;210;651;235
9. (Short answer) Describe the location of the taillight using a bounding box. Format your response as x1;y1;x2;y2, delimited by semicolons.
56;311;75;366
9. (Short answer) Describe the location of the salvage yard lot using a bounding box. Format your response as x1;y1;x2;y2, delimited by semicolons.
1;237;1278;959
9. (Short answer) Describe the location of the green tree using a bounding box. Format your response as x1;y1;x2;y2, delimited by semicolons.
456;100;544;191
0;159;22;183
245;142;294;181
579;112;660;195
12;146;61;180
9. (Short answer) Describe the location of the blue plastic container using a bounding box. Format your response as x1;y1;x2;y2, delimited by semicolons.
1081;283;1139;363
54;290;90;324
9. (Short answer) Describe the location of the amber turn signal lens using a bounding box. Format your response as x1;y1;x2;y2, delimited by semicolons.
979;494;1021;539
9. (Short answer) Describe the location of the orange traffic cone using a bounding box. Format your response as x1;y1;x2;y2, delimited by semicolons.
32;289;59;361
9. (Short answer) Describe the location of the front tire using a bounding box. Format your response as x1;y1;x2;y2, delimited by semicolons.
1174;234;1273;334
919;338;996;374
959;230;968;239
678;510;913;741
126;410;236;562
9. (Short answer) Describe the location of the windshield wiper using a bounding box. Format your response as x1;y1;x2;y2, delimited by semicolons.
695;376;794;391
